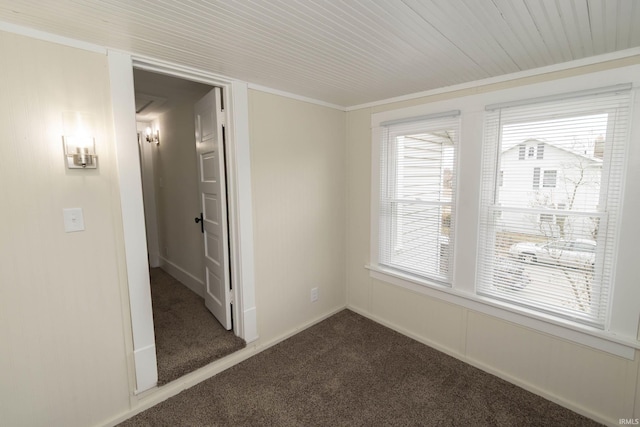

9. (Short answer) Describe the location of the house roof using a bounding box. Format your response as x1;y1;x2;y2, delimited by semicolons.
1;1;639;108
502;139;602;164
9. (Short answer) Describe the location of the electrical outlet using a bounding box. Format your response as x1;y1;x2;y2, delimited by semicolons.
311;287;319;302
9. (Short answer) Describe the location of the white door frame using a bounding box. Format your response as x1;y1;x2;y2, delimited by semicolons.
108;51;258;394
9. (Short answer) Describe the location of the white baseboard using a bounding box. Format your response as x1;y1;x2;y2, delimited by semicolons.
242;306;258;343
158;257;204;297
133;345;158;394
148;252;161;268
346;304;612;427
103;305;347;427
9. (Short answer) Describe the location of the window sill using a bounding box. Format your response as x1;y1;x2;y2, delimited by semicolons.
366;264;639;359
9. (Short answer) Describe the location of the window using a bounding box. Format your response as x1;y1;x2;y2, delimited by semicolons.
477;86;631;328
518;144;525;160
371;67;640;358
543;170;557;188
376;111;459;285
528;146;535;158
532;167;540;188
539;212;554;223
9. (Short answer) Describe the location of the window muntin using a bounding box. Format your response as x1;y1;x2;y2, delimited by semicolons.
378;115;459;285
477;89;631;328
543;170;557;188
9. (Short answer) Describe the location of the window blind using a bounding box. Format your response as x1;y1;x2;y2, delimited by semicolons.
378;113;459;285
477;87;631;327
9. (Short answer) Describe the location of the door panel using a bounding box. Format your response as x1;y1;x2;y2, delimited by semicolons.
194;87;232;330
203;196;219;223
205;234;221;263
201;153;219;182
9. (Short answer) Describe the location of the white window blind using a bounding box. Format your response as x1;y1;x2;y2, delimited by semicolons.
477;86;631;327
378;112;459;285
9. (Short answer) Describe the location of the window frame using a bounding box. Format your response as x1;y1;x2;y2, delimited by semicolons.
375;112;460;286
369;64;640;359
532;167;541;188
542;169;557;188
478;102;622;328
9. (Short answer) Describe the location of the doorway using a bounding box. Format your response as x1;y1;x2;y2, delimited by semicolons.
133;69;244;384
108;52;258;394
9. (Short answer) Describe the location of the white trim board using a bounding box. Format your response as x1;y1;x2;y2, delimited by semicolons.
367;64;640;360
0;21;105;54
368;266;637;359
109;51;259;394
3;20;640;113
108;50;159;393
0;22;344;111
347;47;640;111
246;83;346;111
103;305;346;427
346;305;612;426
158;258;205;298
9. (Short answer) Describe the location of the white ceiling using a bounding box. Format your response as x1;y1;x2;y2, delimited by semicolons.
134;68;212;121
1;0;639;107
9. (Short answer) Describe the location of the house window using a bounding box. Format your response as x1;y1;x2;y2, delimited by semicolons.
543;170;557;188
537;142;545;159
528;146;535;158
518;144;525;160
376;111;459;285
539;212;554;223
532;167;540;188
478;86;631;328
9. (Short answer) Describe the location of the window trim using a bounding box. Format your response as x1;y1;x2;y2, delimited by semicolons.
376;112;460;286
370;64;640;359
366;263;636;359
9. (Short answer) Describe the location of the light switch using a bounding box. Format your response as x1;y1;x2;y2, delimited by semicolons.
63;208;85;232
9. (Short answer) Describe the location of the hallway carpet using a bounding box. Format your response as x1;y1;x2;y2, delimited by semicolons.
150;267;245;385
121;309;599;426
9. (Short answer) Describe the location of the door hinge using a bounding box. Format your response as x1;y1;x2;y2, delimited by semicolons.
228;291;234;304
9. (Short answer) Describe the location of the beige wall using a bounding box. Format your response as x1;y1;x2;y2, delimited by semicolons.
249;90;347;342
0;32;349;426
3;26;638;427
346;56;640;424
153;99;206;289
0;32;131;426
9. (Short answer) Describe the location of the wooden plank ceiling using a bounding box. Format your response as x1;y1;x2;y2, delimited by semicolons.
1;0;639;107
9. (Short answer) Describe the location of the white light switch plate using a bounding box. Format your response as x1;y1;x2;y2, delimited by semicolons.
63;208;85;232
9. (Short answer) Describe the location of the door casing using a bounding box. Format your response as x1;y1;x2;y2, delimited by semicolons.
108;51;258;394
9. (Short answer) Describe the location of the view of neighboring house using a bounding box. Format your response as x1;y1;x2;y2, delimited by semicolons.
383;120;457;282
497;138;603;242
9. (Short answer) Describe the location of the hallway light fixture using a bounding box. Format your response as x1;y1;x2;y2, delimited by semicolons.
145;126;160;145
62;112;97;169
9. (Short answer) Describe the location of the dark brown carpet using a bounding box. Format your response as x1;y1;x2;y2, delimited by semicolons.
121;309;599;426
150;268;245;385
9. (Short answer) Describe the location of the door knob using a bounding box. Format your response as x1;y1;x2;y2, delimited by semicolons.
194;213;204;233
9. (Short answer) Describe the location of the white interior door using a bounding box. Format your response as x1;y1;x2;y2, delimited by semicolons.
194;87;232;330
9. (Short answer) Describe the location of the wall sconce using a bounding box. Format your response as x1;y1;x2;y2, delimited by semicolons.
145;126;160;145
62;112;97;169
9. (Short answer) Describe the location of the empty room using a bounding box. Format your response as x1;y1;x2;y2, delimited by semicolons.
1;1;639;426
